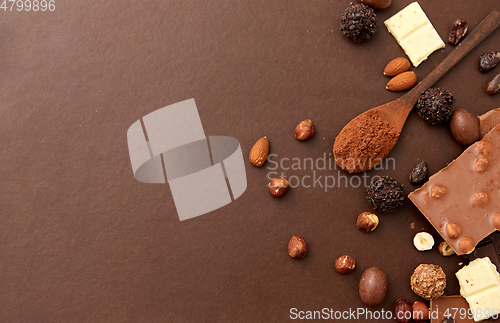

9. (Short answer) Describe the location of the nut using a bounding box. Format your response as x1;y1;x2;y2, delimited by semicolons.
459;237;475;254
335;255;356;274
412;301;429;321
409;161;428;184
431;185;447;198
445;223;461;239
268;177;289;197
383;57;410;76
413;232;434;251
493;213;500;230
479;51;500;72
476;157;489;172
386;71;417;91
288;236;307;258
394;298;412;323
356;212;379;233
471;192;488;207
361;0;392;10
295;119;315;141
477;141;492;155
438;241;455;256
487;73;500;95
249;136;269;167
448;19;468;45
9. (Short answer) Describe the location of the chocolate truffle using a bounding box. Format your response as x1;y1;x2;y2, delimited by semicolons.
410;264;446;300
366;176;404;212
416;88;455;125
340;3;377;43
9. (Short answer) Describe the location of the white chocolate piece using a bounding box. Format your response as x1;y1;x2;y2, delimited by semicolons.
413;232;434;251
384;2;445;67
456;257;500;321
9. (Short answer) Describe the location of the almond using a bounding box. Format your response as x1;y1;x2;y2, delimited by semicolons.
386;71;417;91
249;136;269;167
383;57;411;76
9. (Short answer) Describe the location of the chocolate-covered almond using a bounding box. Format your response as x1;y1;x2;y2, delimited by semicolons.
359;267;387;306
450;109;480;145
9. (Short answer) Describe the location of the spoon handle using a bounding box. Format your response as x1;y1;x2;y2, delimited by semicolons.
403;9;500;105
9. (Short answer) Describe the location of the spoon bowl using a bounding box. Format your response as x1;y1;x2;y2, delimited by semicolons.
333;9;500;173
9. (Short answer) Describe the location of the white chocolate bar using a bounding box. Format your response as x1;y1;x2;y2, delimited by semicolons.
456;257;500;321
384;2;445;67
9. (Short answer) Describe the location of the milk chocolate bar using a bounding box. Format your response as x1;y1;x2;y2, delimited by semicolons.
408;124;500;256
478;108;500;139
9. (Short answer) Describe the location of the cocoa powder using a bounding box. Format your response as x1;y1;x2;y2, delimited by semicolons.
333;110;399;173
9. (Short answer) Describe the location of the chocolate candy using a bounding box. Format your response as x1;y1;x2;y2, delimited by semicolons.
359;267;387;306
478;108;500;139
449;109;480;145
408;124;500;256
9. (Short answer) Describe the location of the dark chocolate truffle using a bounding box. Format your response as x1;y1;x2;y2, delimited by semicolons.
340;3;377;43
416;88;455;125
366;176;404;212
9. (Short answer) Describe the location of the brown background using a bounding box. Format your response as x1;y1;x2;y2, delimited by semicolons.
1;0;499;322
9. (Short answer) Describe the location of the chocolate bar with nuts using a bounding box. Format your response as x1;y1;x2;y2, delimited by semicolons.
409;124;500;256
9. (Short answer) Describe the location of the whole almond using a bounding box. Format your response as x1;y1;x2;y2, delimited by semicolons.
249;136;269;167
384;57;411;76
386;71;417;91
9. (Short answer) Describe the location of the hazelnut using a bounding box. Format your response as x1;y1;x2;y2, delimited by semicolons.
477;141;492;155
294;119;315;141
394;298;412;323
493;213;500;230
288;236;307;258
445;223;461;239
335;255;356;274
459;237;475;254
431;185;447;198
412;301;429;321
413;232;434;251
438;241;455;256
472;192;488;207
268;177;289;197
476;157;489;172
356;212;379;233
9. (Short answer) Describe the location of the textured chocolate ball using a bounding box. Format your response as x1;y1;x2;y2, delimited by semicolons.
340;3;377;43
416;88;455;125
366;176;404;212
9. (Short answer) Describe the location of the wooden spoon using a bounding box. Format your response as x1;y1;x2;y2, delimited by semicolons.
333;9;500;173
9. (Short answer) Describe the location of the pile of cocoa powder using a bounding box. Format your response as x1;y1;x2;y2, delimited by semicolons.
333;110;399;173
